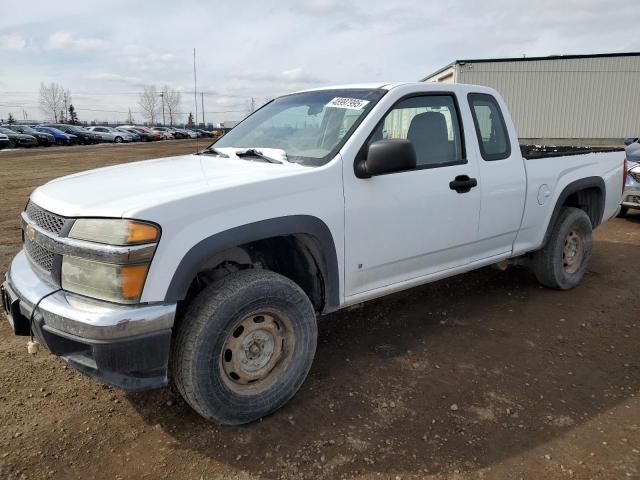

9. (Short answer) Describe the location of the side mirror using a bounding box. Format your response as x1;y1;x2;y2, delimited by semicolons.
356;139;417;178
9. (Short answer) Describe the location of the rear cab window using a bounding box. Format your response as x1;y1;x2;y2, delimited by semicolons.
468;93;511;161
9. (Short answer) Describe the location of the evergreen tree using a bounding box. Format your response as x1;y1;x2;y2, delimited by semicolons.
68;104;79;124
7;113;16;124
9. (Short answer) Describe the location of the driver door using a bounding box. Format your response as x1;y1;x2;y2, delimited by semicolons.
343;93;481;298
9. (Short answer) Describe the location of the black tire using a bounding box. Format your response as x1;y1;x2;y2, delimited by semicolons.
114;136;123;143
617;206;628;218
532;207;592;290
171;269;317;425
8;139;16;149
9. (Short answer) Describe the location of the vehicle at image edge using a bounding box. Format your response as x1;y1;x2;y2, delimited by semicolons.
619;139;640;216
1;82;625;426
33;126;78;146
115;127;141;142
0;132;9;149
0;126;38;148
151;127;176;140
85;126;133;143
41;124;101;145
2;125;55;147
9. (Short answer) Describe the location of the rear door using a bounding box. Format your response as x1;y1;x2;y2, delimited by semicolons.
343;91;482;297
466;92;526;261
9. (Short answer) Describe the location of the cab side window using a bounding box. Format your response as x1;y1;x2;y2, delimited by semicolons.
468;93;511;161
369;95;464;168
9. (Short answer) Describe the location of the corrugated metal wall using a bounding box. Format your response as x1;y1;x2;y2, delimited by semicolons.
454;56;640;139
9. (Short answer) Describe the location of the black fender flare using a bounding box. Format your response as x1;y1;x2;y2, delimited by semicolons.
163;215;340;312
542;176;605;246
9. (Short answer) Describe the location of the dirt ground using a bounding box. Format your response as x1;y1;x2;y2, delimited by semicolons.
0;141;639;480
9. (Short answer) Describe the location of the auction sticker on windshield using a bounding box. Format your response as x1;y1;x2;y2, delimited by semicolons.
326;97;370;110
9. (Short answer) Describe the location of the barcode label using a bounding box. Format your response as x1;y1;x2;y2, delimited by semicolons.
326;97;370;110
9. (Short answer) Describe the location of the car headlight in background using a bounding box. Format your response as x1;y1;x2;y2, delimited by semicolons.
61;219;159;304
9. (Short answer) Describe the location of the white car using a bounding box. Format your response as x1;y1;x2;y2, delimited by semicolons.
2;82;625;425
86;126;133;143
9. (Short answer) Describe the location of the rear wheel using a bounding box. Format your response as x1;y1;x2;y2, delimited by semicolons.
532;207;592;290
171;269;317;425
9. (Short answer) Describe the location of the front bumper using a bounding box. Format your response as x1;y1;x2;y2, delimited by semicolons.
621;185;640;210
2;251;177;390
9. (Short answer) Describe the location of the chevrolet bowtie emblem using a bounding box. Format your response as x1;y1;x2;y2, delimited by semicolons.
26;225;35;242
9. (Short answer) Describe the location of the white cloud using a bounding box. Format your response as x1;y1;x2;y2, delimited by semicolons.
83;72;144;86
0;34;26;50
46;31;107;52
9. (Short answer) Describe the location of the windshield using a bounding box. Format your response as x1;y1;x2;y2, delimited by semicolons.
213;89;385;166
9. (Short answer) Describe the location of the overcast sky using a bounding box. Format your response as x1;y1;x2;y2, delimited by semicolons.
0;0;637;125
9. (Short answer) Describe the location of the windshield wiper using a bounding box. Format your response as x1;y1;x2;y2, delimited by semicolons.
235;148;284;164
200;146;229;157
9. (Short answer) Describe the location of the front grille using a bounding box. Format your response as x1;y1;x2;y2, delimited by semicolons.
25;201;67;236
24;237;55;273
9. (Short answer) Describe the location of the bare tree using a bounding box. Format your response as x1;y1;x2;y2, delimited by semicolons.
162;86;182;126
138;85;159;125
39;82;65;122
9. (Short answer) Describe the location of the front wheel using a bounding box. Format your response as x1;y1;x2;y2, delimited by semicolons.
114;136;123;143
171;269;317;425
532;207;592;290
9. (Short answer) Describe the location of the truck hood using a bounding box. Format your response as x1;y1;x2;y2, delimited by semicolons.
31;153;308;218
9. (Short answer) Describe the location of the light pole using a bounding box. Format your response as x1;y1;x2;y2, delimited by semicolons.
160;92;166;126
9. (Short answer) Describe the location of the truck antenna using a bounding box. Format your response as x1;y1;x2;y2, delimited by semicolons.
193;47;199;154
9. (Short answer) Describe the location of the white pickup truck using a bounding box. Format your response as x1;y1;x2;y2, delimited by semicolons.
2;82;626;424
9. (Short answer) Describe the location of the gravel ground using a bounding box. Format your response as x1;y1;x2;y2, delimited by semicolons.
1;141;639;480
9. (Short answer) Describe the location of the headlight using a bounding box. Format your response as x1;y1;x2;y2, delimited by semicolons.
61;219;159;303
62;256;149;304
69;219;159;245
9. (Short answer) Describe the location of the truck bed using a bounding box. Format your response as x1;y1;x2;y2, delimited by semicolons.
520;144;624;160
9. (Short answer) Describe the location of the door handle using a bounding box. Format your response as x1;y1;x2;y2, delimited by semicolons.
449;175;478;194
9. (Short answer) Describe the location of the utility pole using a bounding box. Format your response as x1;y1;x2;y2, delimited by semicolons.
160;91;165;126
63;92;68;123
201;92;205;127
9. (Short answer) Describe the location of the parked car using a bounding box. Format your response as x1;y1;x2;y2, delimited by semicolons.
187;129;208;138
166;127;189;139
194;129;214;138
0;126;38;148
151;127;176;139
619;141;640;217
42;124;100;145
113;127;140;142
2;82;625;425
3;124;55;147
117;126;159;142
33;126;77;146
85;126;132;143
0;132;9;149
132;126;163;141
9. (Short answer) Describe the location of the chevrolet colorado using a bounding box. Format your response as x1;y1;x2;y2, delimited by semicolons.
2;82;625;424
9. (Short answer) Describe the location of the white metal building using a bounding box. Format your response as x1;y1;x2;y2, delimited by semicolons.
422;53;640;145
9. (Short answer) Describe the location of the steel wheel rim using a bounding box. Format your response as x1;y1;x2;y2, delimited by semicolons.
220;310;294;395
562;230;583;274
